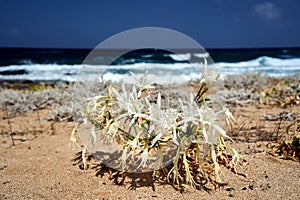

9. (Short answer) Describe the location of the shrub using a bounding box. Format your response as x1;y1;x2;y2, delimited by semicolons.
74;63;244;188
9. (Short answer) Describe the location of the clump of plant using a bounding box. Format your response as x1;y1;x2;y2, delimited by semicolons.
260;79;300;107
222;73;272;91
74;63;245;189
0;83;76;122
0;83;69;115
268;120;300;161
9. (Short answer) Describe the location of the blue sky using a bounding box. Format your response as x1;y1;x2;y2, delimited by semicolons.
0;0;299;48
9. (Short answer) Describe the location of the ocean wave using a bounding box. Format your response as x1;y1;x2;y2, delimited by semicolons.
216;56;300;76
0;62;203;83
0;56;300;82
217;56;300;67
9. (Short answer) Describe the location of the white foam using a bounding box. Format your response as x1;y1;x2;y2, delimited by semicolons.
193;52;210;58
169;53;191;61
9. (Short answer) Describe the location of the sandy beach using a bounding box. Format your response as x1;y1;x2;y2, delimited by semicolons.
0;74;300;199
1;0;300;198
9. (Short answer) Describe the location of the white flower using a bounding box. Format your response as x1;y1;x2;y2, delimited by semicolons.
164;107;180;145
149;103;180;145
145;93;166;142
200;58;219;86
112;84;130;109
130;71;155;93
198;104;228;145
206;120;227;145
225;108;236;126
137;147;149;168
146;92;165;122
178;94;199;124
112;84;146;122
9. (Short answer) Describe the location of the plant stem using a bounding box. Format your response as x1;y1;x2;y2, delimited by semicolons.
36;109;43;132
4;102;15;146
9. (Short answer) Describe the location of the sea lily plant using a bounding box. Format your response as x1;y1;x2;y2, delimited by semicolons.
74;62;244;188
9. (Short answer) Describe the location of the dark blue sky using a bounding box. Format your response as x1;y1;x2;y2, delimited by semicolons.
0;0;299;49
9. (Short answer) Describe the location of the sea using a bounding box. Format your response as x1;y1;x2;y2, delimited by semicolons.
0;47;300;83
